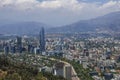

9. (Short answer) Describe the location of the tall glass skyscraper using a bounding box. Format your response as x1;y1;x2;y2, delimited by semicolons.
16;36;22;53
39;27;45;52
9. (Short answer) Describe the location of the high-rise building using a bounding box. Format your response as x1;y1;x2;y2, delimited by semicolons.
16;36;22;47
53;62;72;80
28;44;32;53
54;62;64;77
30;46;35;54
16;36;22;53
4;45;9;55
10;45;16;53
64;65;72;80
39;27;45;52
34;47;40;55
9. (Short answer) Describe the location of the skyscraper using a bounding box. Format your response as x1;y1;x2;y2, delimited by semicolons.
16;36;22;47
10;45;16;53
16;36;22;53
4;45;9;55
39;27;45;52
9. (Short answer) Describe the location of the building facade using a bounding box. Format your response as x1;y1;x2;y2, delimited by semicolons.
39;27;45;52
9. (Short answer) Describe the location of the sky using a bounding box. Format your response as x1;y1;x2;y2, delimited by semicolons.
0;0;120;26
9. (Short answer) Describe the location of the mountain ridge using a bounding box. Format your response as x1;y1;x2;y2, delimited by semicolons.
0;11;120;35
47;11;120;33
0;21;50;35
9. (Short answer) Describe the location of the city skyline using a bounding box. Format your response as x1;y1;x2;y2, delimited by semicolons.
0;0;120;80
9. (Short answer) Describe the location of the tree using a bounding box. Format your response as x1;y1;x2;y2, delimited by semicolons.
5;73;21;80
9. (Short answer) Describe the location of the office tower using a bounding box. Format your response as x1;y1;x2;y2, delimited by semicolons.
16;36;22;53
30;46;35;54
34;47;40;54
28;44;32;53
53;62;72;80
54;62;65;77
4;46;9;55
16;36;22;47
64;65;72;80
39;27;45;52
10;45;16;53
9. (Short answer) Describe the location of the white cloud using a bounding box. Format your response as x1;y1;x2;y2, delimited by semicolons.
0;0;38;10
0;0;120;26
98;0;120;15
38;0;62;9
0;0;120;12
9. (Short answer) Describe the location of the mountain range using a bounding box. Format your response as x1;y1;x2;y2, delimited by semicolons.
0;11;120;35
0;22;49;35
47;11;120;33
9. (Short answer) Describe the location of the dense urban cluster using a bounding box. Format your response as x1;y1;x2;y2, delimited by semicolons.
0;28;120;80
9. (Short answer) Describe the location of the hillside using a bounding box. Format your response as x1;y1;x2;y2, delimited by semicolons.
0;54;67;80
47;11;120;33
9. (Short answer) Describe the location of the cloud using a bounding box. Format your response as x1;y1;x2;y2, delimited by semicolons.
0;0;38;10
0;0;119;10
0;0;120;12
99;0;120;11
0;0;120;26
